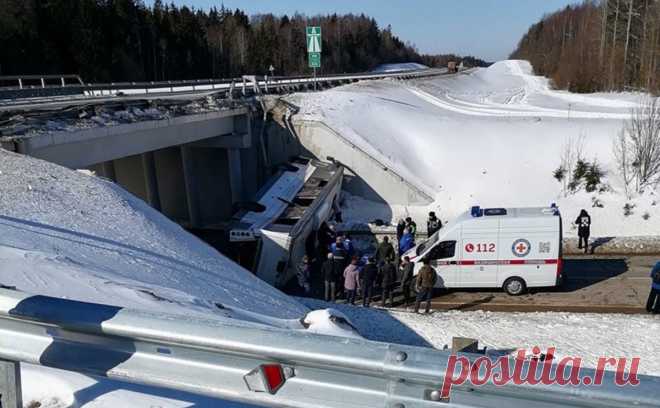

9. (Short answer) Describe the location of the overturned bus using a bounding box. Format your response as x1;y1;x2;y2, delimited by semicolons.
229;157;343;288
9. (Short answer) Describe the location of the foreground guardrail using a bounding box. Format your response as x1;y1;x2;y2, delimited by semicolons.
0;288;657;408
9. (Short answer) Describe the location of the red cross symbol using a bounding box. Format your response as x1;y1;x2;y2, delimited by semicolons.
516;242;527;253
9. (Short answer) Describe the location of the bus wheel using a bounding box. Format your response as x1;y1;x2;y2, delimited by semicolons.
503;277;526;296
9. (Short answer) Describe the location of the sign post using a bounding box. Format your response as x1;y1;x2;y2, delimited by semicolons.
306;26;322;90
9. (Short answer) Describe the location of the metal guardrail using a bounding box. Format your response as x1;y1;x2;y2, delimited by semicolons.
80;69;446;97
0;69;447;103
0;74;84;90
0;288;657;408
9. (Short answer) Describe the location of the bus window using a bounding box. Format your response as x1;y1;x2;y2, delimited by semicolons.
425;241;456;260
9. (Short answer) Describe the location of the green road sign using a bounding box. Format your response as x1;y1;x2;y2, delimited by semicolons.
308;52;321;68
306;26;322;53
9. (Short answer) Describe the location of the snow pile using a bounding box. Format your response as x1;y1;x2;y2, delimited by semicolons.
289;60;659;237
0;149;307;323
0;149;362;406
301;299;660;376
302;308;361;338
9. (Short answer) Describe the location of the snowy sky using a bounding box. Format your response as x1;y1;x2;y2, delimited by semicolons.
150;0;577;61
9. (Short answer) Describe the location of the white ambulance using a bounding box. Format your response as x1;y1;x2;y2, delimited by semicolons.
407;205;563;295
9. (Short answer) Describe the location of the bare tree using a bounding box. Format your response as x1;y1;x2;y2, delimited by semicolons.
609;0;621;89
613;129;635;198
615;97;660;194
600;0;610;65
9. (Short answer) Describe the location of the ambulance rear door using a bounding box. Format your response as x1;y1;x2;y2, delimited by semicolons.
498;216;559;288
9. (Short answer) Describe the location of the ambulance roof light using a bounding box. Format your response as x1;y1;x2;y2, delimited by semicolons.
470;206;483;217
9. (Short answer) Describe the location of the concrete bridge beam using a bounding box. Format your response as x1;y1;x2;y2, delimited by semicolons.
141;152;161;212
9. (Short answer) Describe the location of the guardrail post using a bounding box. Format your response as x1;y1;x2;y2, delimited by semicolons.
452;337;479;354
0;359;22;408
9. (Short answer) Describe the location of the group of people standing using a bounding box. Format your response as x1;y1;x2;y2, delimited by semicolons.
297;212;442;314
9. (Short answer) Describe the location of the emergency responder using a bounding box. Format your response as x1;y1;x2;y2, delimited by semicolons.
575;209;591;253
427;212;442;236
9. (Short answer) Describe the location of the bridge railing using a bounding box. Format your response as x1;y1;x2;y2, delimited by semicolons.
0;288;657;408
0;74;84;90
0;68;447;101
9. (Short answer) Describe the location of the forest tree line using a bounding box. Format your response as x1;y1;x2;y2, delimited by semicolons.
511;0;660;93
0;0;489;83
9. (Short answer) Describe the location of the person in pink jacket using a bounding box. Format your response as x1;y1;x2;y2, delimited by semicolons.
343;256;361;305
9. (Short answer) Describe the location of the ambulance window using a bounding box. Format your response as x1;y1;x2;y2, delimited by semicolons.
426;241;456;260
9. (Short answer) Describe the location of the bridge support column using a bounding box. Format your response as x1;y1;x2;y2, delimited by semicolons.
228;148;243;203
180;146;201;228
141;152;161;211
101;160;116;182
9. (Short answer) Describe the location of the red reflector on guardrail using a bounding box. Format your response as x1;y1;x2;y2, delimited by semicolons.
244;364;286;394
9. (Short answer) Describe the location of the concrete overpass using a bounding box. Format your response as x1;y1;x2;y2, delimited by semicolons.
0;67;450;252
0;106;277;233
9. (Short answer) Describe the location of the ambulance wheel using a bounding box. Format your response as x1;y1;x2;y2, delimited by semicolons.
503;277;527;296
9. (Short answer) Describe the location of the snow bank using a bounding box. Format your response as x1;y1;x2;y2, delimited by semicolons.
301;299;660;377
289;60;659;237
0;149;307;323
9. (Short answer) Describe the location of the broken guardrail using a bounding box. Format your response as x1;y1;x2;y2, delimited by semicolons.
0;288;657;408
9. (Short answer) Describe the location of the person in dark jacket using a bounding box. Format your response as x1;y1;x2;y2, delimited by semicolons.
647;261;660;314
399;256;414;306
575;209;591;254
375;236;396;265
427;212;442;236
380;259;397;307
296;256;312;295
321;253;337;302
330;238;348;296
360;258;379;307
414;259;437;314
405;217;418;237
396;219;406;242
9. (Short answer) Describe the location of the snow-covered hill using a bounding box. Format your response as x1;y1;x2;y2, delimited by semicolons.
289;60;659;237
0;149;307;325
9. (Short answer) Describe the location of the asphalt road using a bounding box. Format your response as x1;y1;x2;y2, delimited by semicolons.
428;255;657;313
